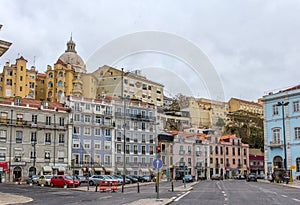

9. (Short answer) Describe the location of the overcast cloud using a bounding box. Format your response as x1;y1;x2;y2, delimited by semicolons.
0;0;299;102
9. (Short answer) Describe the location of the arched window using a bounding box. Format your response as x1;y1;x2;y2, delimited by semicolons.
48;91;52;98
58;90;62;98
273;156;283;169
58;80;63;87
58;71;63;77
48;72;53;78
48;82;53;88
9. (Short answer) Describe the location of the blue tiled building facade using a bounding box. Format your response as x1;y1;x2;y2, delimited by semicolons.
263;85;300;179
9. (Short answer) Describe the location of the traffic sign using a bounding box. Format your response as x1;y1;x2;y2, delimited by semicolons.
153;158;163;169
290;165;296;169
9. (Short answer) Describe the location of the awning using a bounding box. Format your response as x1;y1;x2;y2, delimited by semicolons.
117;168;123;172
43;166;52;172
126;167;133;172
94;167;103;172
104;167;113;172
140;168;149;172
0;162;8;171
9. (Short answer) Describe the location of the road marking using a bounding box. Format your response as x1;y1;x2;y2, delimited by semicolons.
222;191;225;194
224;194;227;197
281;195;287;198
293;198;300;202
225;198;228;201
174;191;191;202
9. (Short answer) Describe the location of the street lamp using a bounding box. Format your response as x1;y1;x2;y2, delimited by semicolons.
8;110;13;182
276;101;289;172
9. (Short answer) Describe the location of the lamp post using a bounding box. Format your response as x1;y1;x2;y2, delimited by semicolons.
8;110;13;182
53;112;56;175
276;101;289;172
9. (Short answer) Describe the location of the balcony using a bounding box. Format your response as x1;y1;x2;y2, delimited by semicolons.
270;140;283;148
196;151;201;156
179;150;185;155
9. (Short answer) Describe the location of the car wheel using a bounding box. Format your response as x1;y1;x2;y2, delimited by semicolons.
50;182;54;187
64;183;69;188
89;181;94;186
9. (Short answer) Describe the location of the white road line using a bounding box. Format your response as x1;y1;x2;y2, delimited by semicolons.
174;191;191;202
224;194;227;197
222;191;225;194
224;198;228;201
281;195;288;198
293;198;300;202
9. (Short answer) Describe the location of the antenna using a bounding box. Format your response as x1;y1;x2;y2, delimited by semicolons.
17;53;20;58
33;56;36;66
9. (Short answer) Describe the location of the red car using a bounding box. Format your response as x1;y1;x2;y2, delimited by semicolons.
50;175;80;188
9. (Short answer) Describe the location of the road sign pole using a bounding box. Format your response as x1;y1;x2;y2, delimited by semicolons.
156;167;159;199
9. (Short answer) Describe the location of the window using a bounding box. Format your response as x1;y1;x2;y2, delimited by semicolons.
273;104;279;115
73;139;80;149
45;151;50;160
105;129;110;136
84;140;91;149
16;131;22;143
31;132;37;143
0;130;7;142
73;154;79;164
232;147;235;155
104;155;111;164
96;105;100;111
59;117;65;126
104;141;111;150
295;127;300;140
84;127;91;135
238;148;241;156
84;115;91;123
84;155;90;164
0;149;6;161
46;116;51;125
58;133;64;144
6;79;12;85
116;144;122;153
95;128;101;136
244;148;247;156
244;159;247;165
296;158;300;172
32;115;37;124
86;104;90;110
58;151;64;162
141;146;146;154
16;114;23;124
73;126;80;134
232;158;236;165
215;146;218;155
7;70;12;76
74;114;80;122
225;147;229;155
45;133;51;144
220;146;223;155
94;140;101;150
95;116;101;124
272;128;281;143
293;101;300;112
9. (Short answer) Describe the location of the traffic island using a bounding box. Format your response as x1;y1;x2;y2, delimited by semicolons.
0;192;33;204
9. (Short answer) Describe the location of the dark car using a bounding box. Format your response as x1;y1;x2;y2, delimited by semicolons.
182;175;193;183
126;175;138;183
246;174;257;182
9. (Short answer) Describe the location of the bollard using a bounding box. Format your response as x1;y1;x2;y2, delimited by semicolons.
137;182;140;193
171;181;174;192
155;184;157;192
18;178;21;185
95;184;98;192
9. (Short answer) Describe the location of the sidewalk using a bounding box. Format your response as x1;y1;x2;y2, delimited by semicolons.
0;192;33;205
258;179;300;189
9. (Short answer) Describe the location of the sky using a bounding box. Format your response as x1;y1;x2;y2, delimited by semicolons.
0;0;299;102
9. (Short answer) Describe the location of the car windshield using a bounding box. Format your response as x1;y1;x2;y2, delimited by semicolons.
45;176;52;179
64;176;73;180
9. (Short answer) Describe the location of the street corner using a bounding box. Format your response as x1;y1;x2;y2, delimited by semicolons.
122;198;174;205
0;192;33;205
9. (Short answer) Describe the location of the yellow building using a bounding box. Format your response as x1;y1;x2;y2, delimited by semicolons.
0;56;37;99
90;66;164;106
228;98;263;115
186;97;228;130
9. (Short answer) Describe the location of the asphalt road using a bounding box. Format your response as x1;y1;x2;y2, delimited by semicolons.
0;181;182;205
171;180;300;205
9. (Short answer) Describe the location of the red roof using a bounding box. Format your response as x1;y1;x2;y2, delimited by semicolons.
55;59;67;66
284;84;300;92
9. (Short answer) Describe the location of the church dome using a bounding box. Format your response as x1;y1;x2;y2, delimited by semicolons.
58;36;86;73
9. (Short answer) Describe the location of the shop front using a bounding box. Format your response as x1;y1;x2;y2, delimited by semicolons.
0;162;8;183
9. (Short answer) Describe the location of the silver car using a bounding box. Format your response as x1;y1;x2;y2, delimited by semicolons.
88;175;106;186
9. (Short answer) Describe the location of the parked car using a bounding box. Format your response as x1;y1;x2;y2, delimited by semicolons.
88;175;107;186
256;174;266;180
182;175;193;183
211;174;223;180
141;175;151;182
37;175;52;186
50;175;80;188
126;175;138;183
75;175;88;184
246;174;257;182
234;174;246;180
26;175;39;184
113;175;131;184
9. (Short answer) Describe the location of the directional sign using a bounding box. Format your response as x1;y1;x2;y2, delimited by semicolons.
153;158;163;169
